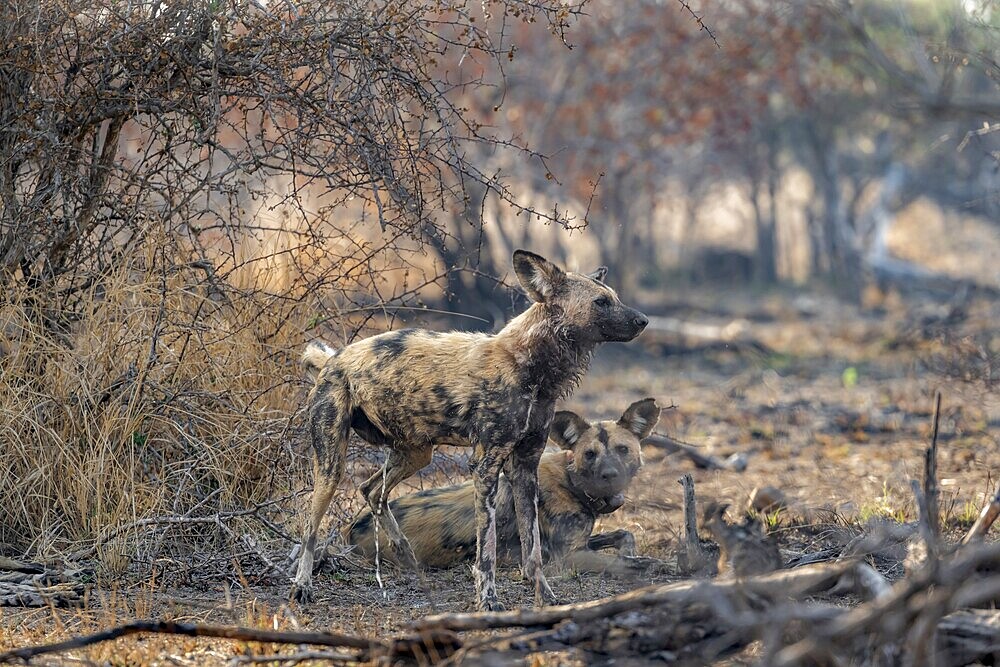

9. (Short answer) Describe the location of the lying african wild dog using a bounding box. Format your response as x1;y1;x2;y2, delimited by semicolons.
291;250;649;611
346;399;668;578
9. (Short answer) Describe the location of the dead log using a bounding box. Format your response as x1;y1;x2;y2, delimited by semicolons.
935;609;1000;665
0;582;84;608
676;474;711;575
772;543;1000;667
413;563;878;665
644;433;733;471
0;560;90;608
0;557;44;574
413;561;853;633
641;315;772;355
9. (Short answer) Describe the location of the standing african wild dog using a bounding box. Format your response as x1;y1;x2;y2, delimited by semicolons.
291;250;649;611
346;399;669;578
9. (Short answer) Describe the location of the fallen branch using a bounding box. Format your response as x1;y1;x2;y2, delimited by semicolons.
644;433;731;470
412;561;852;633
0;621;382;664
643;315;769;354
0;558;43;575
229;649;357;665
772;542;1000;666
0;560;89;608
0;581;84;609
936;609;1000;665
961;485;1000;545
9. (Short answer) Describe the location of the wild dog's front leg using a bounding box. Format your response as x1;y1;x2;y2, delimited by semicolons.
587;529;638;557
507;431;559;607
472;443;512;612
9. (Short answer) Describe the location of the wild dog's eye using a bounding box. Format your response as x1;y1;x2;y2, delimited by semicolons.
616;445;630;455
594;296;611;308
584;450;597;462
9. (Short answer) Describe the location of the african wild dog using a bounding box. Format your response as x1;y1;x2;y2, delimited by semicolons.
290;250;649;611
346;399;670;578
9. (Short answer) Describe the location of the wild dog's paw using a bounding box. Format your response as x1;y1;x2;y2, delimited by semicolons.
617;531;638;558
289;581;314;604
538;586;561;607
479;595;506;612
533;576;561;607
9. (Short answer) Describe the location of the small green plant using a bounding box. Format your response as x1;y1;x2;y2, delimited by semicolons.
762;508;784;531
955;501;980;526
857;482;909;523
858;501;908;524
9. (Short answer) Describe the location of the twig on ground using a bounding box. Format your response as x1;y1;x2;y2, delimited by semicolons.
70;491;305;562
0;621;382;664
228;650;357;665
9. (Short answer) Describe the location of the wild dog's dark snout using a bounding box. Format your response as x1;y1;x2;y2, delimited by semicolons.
603;306;648;342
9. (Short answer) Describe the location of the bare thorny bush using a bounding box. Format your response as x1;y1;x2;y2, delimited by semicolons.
0;0;588;575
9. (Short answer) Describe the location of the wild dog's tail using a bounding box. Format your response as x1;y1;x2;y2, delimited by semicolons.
301;340;339;379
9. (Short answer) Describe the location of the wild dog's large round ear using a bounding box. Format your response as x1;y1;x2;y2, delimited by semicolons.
618;398;660;440
549;410;591;450
586;266;608;283
512;249;566;303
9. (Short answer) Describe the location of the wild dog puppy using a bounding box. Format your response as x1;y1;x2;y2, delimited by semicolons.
345;399;666;579
291;250;648;610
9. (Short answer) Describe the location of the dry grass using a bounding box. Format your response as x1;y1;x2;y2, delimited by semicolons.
1;248;297;562
0;226;447;580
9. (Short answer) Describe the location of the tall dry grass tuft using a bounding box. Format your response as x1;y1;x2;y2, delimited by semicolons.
0;225;443;577
0;241;296;564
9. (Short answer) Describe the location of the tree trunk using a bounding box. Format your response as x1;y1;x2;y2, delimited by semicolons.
750;179;778;283
426;180;506;331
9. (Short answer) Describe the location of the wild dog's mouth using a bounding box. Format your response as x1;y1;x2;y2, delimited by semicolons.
568;469;630;514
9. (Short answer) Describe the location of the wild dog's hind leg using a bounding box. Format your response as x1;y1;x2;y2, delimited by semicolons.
291;376;351;603
358;445;433;571
506;435;559;606
472;441;515;612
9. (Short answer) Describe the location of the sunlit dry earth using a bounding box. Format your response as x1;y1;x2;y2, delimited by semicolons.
2;288;998;665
